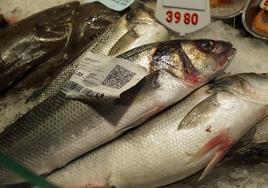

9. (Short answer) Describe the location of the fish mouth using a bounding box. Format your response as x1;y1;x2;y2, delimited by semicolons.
216;45;236;68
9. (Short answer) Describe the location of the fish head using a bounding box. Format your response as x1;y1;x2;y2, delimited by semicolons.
210;73;268;105
150;40;236;86
182;40;236;84
127;2;155;24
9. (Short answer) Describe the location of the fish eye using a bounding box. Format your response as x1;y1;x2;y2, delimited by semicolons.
196;40;215;52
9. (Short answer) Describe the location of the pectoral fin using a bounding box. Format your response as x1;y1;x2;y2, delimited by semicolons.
178;94;218;130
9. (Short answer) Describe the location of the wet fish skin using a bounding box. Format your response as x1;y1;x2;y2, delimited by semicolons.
47;73;268;188
0;2;120;133
74;3;121;51
0;40;235;185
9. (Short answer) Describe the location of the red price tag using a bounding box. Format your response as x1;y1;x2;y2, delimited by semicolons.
155;0;210;35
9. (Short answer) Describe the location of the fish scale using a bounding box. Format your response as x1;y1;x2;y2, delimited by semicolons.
48;86;213;188
48;73;268;188
88;18;129;56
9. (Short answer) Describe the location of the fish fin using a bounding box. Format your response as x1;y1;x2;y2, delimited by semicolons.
178;94;218;130
115;105;164;134
198;147;229;181
189;129;235;180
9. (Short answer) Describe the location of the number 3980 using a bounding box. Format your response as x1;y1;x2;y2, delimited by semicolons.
166;11;198;25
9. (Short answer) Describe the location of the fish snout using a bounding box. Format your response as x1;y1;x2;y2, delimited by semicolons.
214;41;236;67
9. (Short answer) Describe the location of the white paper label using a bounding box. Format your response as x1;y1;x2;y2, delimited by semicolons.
155;0;211;35
84;0;135;11
260;0;268;11
62;52;147;99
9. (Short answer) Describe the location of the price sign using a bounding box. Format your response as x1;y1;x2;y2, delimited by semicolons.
84;0;135;11
260;0;268;11
155;0;211;35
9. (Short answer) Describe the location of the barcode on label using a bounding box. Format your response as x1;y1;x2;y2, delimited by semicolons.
101;65;136;89
64;81;104;98
83;65;136;89
62;52;147;100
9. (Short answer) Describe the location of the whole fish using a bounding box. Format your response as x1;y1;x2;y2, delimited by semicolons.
47;73;268;188
0;2;120;133
0;39;235;184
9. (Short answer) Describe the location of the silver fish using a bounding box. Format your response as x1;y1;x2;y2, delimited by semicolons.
0;39;235;184
47;73;268;188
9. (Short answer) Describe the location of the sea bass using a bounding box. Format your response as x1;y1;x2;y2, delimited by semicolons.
0;2;120;133
47;73;268;188
0;39;235;184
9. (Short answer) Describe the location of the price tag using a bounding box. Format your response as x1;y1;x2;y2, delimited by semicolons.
62;52;147;99
260;0;268;11
84;0;135;11
155;0;211;35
